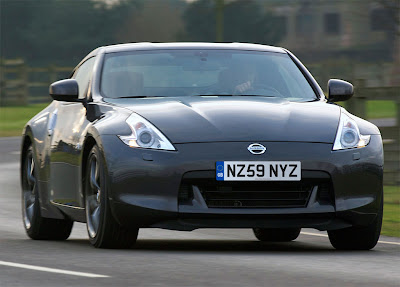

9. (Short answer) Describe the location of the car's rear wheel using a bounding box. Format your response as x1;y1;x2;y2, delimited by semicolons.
85;145;138;248
328;200;383;250
253;228;301;242
22;145;73;240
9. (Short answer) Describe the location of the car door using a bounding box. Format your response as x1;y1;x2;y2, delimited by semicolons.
49;57;96;207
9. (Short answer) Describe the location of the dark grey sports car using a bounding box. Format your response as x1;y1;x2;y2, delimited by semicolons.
21;43;383;250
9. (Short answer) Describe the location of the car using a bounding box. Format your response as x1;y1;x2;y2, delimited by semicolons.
21;42;383;250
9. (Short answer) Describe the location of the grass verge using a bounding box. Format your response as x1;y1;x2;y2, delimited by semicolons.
367;101;397;119
382;185;400;237
337;100;396;119
0;103;49;137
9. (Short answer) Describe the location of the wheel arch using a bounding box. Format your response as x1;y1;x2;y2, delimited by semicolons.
80;129;122;227
20;127;34;185
80;128;110;200
81;134;98;205
20;126;67;220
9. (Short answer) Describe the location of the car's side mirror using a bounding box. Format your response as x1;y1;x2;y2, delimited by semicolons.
49;79;80;102
327;79;354;102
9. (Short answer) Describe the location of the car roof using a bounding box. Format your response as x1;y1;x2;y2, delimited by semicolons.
76;43;287;74
95;42;286;55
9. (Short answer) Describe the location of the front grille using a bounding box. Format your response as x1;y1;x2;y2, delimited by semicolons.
203;182;312;208
179;180;314;208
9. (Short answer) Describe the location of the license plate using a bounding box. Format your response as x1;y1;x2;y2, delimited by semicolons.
216;161;301;181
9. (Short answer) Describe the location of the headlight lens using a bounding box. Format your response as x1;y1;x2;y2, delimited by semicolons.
333;112;371;150
118;113;175;151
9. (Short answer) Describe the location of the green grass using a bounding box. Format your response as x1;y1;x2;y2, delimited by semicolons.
0;103;49;137
367;101;397;119
382;185;400;237
338;100;396;119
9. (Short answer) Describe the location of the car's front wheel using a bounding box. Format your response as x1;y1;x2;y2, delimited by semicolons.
253;228;301;242
85;144;138;248
328;201;383;250
22;145;73;240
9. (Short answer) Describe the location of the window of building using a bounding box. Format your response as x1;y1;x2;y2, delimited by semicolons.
296;14;314;36
276;16;288;38
370;8;392;31
324;13;340;35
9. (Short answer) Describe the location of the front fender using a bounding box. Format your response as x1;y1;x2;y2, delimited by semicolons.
21;102;65;219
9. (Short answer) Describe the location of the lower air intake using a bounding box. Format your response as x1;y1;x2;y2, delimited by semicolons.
180;180;314;208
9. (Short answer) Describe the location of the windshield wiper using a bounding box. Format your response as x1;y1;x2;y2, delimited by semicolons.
234;95;278;97
117;95;150;99
191;94;277;98
191;94;233;97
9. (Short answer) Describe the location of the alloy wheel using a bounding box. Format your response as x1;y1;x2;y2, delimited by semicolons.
86;155;101;238
22;149;36;230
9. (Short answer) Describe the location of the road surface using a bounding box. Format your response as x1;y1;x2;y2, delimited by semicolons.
0;137;399;287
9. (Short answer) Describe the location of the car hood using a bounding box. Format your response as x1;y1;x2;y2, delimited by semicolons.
105;97;340;144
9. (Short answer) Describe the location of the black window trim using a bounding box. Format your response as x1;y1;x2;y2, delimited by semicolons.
70;56;96;100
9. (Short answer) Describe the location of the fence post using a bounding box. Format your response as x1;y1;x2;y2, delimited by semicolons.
348;79;367;118
0;61;4;106
396;94;400;185
49;65;58;85
397;97;400;128
17;64;29;105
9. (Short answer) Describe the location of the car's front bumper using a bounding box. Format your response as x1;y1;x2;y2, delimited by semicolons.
99;135;383;231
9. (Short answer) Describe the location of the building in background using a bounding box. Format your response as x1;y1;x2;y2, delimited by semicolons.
264;0;397;61
260;0;399;86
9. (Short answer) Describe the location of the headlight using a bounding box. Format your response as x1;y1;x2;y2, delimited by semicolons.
333;111;371;150
118;113;175;151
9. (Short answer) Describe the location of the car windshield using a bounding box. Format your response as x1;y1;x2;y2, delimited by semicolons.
101;49;317;101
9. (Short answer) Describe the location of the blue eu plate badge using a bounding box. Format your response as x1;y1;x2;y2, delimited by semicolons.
216;161;224;181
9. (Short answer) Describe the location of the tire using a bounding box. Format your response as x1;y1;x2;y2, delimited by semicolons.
253;228;301;242
85;145;138;248
21;145;73;240
328;200;383;250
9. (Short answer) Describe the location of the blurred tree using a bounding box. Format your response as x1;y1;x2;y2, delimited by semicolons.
116;0;186;43
215;0;224;42
181;0;284;45
0;0;142;66
181;0;216;42
0;0;36;60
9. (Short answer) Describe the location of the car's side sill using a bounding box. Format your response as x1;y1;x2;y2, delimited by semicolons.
50;200;86;223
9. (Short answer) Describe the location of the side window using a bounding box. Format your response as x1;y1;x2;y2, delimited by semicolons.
73;57;96;99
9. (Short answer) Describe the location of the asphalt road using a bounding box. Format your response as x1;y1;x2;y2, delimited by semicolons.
0;137;399;287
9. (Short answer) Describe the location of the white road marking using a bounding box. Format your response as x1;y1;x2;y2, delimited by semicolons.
301;231;400;246
301;231;329;238
378;240;400;246
0;260;110;278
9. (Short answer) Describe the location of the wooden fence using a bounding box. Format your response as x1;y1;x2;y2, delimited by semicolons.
0;60;399;185
0;59;73;105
